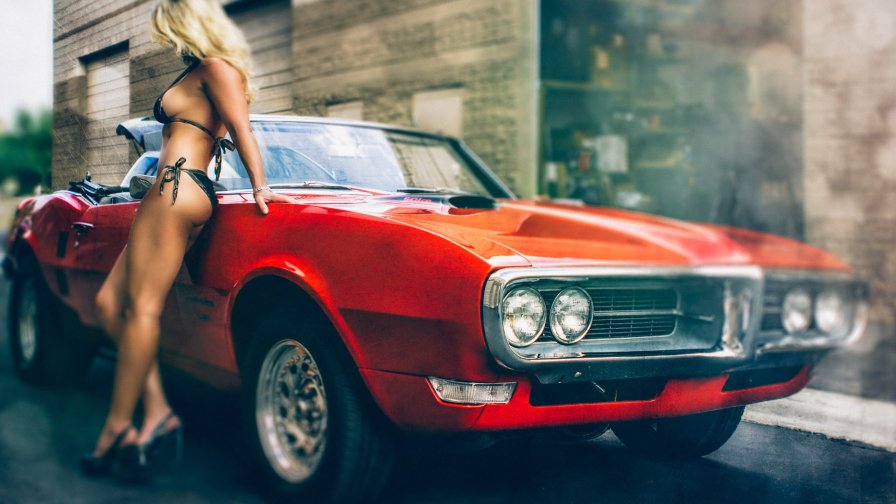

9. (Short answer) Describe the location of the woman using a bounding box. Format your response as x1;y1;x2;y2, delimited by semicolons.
80;0;294;478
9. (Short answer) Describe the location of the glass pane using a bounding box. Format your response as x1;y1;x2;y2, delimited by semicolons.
218;122;493;196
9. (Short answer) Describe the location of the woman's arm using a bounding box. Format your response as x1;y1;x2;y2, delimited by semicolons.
201;57;293;215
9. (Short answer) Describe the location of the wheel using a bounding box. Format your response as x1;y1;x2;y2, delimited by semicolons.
611;406;745;459
7;256;97;386
240;315;394;503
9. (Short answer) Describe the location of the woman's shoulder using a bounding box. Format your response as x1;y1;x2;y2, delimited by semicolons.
198;57;241;80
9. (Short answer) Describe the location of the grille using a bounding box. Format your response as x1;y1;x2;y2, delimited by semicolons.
589;288;678;312
589;315;677;339
539;288;679;342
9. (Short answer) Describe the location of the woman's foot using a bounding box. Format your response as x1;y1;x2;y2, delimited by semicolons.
129;410;183;480
118;410;184;482
80;424;137;476
138;409;182;447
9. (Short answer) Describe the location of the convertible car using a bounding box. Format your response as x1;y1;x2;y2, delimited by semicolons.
3;115;868;502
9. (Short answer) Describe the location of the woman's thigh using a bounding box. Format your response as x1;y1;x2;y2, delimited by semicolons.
123;172;214;318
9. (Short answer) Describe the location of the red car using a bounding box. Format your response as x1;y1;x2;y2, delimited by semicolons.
4;115;868;502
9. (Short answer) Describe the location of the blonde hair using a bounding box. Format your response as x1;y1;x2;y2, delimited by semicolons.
150;0;257;102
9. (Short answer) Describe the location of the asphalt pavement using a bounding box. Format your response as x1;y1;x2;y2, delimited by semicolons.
0;262;893;503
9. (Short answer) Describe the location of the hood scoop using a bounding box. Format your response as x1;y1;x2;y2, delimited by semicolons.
447;194;496;209
375;192;497;210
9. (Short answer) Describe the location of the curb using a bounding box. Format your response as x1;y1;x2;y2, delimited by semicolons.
744;388;896;452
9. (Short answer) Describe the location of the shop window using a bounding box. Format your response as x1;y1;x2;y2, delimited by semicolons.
412;88;464;138
538;0;804;239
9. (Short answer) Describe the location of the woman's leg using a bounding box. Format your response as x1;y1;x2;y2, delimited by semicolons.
94;246;179;447
92;174;212;454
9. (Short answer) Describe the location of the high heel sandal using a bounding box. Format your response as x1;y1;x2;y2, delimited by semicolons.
118;411;183;482
79;425;135;476
145;411;184;463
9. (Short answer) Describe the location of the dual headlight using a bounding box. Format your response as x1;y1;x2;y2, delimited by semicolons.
781;287;859;339
501;286;593;347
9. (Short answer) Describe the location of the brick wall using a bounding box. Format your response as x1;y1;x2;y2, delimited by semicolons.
291;0;538;195
52;0;538;195
804;0;896;322
53;0;174;188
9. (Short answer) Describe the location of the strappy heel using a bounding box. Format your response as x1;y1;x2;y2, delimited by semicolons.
79;425;135;477
146;411;184;465
118;411;184;482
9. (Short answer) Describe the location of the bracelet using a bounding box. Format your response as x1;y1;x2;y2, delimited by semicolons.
253;185;270;193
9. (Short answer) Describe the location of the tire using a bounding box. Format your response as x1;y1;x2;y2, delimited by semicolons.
7;256;97;386
611;406;745;459
240;315;394;503
556;423;610;443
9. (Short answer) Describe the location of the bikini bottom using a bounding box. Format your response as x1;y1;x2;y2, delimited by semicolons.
159;157;218;211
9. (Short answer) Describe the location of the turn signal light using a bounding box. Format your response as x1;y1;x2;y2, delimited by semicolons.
427;377;516;405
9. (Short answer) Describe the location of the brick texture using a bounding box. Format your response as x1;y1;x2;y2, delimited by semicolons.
804;0;896;322
292;0;537;194
52;0;537;194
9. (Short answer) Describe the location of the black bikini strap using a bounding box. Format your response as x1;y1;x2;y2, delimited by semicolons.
169;118;235;182
211;137;235;181
165;58;201;94
160;58;234;182
172;117;215;138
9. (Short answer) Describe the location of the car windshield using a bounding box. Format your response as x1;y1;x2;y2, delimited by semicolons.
204;121;494;196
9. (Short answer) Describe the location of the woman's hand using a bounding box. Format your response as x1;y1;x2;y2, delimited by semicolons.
254;188;295;215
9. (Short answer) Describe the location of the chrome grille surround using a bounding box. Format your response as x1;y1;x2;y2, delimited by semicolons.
482;266;764;381
757;269;869;353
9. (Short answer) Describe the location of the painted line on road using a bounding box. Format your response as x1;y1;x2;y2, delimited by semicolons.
744;388;896;452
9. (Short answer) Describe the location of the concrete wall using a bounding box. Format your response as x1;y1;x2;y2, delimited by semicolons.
803;0;896;322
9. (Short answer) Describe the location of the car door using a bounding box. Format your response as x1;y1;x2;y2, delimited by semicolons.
169;222;235;375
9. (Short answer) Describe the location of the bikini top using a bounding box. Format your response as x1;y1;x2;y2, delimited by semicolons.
153;57;234;181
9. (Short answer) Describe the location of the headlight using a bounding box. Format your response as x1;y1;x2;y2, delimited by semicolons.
501;287;546;347
815;289;851;336
549;287;593;344
781;288;812;334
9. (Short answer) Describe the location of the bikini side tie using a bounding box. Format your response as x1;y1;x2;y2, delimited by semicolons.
159;157;188;205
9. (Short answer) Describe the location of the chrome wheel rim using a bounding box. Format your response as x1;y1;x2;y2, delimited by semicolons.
255;338;328;483
17;280;38;366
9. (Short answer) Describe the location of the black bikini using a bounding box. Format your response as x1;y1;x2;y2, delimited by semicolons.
153;57;234;209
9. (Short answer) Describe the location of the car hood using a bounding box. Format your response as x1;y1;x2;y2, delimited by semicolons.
314;194;848;270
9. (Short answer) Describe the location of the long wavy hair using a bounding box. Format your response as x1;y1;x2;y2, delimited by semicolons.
150;0;257;103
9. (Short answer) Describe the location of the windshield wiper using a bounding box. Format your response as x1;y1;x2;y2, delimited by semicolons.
266;181;357;191
397;187;477;195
